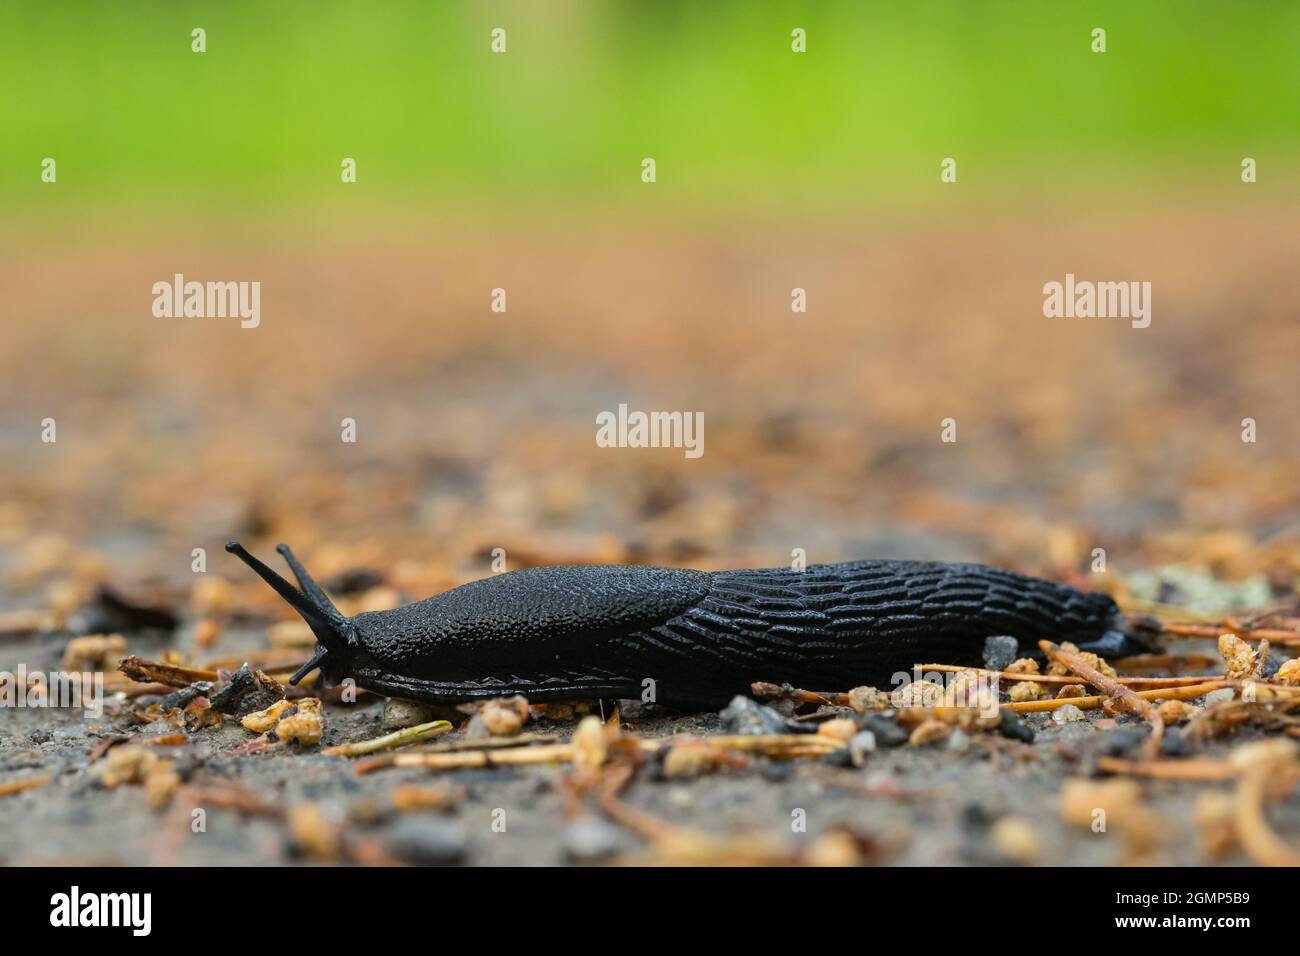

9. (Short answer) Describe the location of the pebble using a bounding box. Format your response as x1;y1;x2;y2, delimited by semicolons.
718;695;800;735
859;714;909;748
386;817;468;866
477;699;526;737
760;759;794;781
805;830;863;867
996;707;1035;743
961;802;994;829
982;635;1020;673
382;698;440;731
562;818;624;863
847;686;890;713
989;816;1041;865
1056;723;1096;746
816;718;859;742
848;730;876;767
666;786;694;810
1160;727;1192;757
821;749;853;768
1205;688;1236;705
1052;704;1086;724
1096;727;1146;758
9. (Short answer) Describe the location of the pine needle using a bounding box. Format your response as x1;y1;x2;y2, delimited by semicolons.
322;720;453;757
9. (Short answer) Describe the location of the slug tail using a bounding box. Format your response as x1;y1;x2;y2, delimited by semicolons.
225;540;353;684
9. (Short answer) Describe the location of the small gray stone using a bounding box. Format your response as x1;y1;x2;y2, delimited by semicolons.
996;707;1035;743
760;758;794;780
666;786;694;810
719;695;799;735
1160;727;1192;757
1056;722;1096;746
562;817;624;863
982;635;1020;673
848;730;876;767
1052;704;1086;724
382;698;440;731
859;714;909;748
387;817;467;866
1096;727;1146;758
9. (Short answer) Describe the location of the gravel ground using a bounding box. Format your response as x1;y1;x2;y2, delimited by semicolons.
1;623;1290;867
1;212;1298;865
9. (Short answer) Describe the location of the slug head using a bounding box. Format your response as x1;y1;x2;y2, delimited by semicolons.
225;541;355;686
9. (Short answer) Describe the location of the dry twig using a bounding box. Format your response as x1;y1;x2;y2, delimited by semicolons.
1095;756;1236;781
0;775;50;798
921;662;1229;689
1005;680;1235;714
1236;762;1300;866
750;681;850;707
1162;621;1300;648
1040;640;1164;758
322;720;452;757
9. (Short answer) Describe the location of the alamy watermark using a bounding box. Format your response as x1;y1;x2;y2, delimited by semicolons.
1;665;104;719
152;273;260;328
1043;273;1150;329
596;403;704;459
50;886;151;936
890;667;1001;720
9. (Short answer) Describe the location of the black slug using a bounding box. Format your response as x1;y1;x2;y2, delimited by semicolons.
226;541;1133;709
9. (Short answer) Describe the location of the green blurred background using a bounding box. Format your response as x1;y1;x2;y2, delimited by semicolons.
3;0;1298;224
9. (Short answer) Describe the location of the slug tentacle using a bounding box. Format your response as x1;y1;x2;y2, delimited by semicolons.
288;646;332;686
275;543;342;618
225;540;355;685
